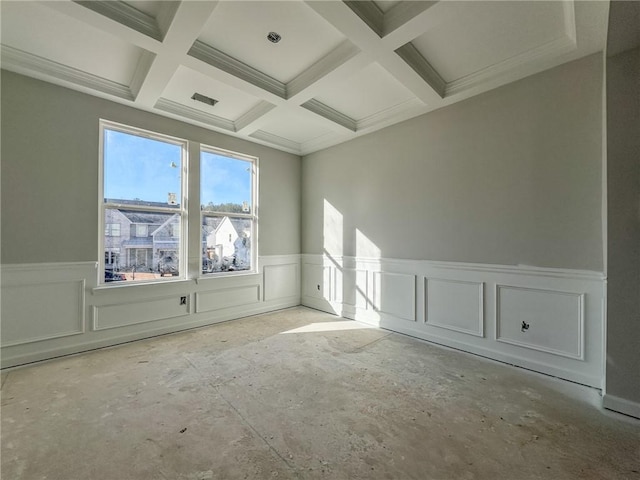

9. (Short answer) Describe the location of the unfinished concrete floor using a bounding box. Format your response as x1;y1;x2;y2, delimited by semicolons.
1;307;639;480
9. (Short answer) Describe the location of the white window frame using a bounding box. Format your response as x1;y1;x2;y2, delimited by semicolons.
98;119;188;286
200;145;258;277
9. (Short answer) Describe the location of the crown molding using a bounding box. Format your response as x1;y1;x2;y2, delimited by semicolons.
154;97;235;132
344;1;384;37
234;101;277;132
188;41;287;99
250;130;302;154
302;99;357;132
356;98;424;131
445;35;577;97
74;0;162;41
395;43;446;98
1;45;133;100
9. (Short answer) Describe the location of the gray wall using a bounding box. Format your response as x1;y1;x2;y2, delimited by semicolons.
302;54;604;272
1;71;301;264
606;46;640;406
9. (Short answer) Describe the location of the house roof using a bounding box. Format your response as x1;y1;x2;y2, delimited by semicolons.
122;238;153;248
119;210;173;225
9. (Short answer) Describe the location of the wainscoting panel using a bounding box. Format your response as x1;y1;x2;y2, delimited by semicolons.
263;263;298;301
1;279;85;347
373;272;416;322
426;278;484;337
496;286;584;359
301;254;605;388
339;268;368;309
196;285;261;313
93;295;190;331
302;263;332;300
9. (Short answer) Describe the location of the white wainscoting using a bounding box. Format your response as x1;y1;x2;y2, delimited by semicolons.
301;254;605;388
1;255;300;368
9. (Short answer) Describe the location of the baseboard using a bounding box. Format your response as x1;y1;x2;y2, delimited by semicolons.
603;394;640;419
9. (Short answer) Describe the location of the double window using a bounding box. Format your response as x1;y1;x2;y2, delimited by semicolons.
99;120;257;285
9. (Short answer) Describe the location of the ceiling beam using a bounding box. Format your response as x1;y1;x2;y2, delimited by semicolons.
133;1;220;107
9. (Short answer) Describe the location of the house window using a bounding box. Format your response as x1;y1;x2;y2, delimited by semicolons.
135;224;148;237
100;120;186;284
105;223;120;236
201;146;257;275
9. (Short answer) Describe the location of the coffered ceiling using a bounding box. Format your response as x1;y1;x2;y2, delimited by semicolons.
1;1;609;156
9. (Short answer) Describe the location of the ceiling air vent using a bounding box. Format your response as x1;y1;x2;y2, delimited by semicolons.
191;93;218;107
267;31;281;43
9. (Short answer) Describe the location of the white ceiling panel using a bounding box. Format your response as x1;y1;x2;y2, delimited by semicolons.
197;0;346;83
1;1;143;86
161;66;261;121
411;1;567;83
259;109;334;145
314;63;415;122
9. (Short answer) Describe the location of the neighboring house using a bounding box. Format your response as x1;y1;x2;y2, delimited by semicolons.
106;203;249;273
151;214;180;273
204;216;238;261
105;206;179;272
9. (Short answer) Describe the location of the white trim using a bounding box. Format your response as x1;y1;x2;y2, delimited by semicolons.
188;41;286;99
603;394;640;419
74;0;162;41
1;45;133;100
301;254;605;281
1;261;97;273
249;130;302;154
155;98;236;132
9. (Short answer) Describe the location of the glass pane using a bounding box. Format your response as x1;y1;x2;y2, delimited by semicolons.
201;151;252;214
103;208;181;283
104;128;182;207
202;216;252;273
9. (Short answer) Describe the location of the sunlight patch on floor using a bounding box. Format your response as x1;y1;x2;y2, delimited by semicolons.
280;320;377;334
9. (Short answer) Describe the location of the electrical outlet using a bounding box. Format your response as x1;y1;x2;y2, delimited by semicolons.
180;296;187;306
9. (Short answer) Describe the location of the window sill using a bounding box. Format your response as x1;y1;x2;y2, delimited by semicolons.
92;277;194;294
195;270;259;285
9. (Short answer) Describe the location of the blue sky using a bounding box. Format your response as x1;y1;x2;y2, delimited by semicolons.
104;129;251;205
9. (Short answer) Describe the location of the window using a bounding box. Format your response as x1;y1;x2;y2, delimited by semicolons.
201;147;257;275
105;223;120;237
135;224;148;237
100;121;186;284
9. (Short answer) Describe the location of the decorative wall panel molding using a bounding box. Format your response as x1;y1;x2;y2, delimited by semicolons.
93;295;190;331
195;285;260;313
301;254;605;388
425;278;484;337
263;263;299;302
496;285;584;360
1;280;85;347
372;271;416;321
